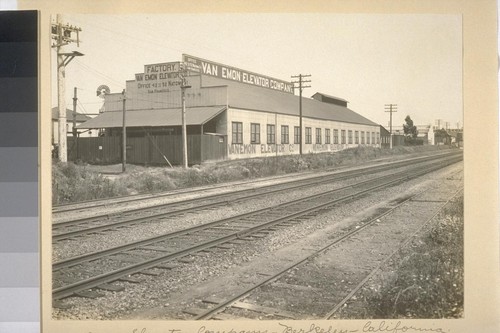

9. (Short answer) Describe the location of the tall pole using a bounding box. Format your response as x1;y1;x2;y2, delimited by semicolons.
291;74;311;156
52;15;82;162
299;77;302;155
72;87;77;138
56;14;67;162
180;64;191;169
71;87;78;161
122;89;127;173
385;104;397;149
181;86;188;168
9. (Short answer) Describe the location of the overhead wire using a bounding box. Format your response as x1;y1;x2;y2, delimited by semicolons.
69;14;293;83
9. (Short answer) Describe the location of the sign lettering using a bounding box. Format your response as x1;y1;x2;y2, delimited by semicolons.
183;54;294;94
134;62;183;93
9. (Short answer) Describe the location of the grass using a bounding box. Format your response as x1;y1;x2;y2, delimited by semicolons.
52;145;453;205
52;162;128;204
360;194;464;318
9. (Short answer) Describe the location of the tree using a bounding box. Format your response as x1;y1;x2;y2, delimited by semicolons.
403;115;418;138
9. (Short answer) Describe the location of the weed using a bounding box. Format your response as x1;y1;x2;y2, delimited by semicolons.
362;195;464;318
53;145;456;204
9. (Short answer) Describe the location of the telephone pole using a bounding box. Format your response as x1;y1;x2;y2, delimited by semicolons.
72;87;77;138
180;63;191;168
51;15;83;162
71;87;78;160
384;104;397;149
121;89;127;173
291;74;311;155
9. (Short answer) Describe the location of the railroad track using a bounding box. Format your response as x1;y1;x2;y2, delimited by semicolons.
186;186;464;320
52;151;457;217
52;152;461;242
52;154;462;300
52;151;455;214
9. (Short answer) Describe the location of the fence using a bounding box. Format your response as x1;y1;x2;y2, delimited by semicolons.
67;134;227;165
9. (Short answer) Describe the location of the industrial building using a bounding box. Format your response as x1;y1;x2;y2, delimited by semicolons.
76;54;381;165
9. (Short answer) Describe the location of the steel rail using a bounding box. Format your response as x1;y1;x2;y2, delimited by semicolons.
52;156;461;300
52;152;461;239
53;155;461;269
194;180;464;320
53;151;455;213
322;187;464;319
53;152;459;218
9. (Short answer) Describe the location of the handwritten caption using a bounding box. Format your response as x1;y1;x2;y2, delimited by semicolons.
86;321;448;333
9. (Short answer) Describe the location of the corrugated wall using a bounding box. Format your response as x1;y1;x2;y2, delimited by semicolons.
68;135;226;166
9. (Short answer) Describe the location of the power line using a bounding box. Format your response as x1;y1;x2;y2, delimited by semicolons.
73;59;124;87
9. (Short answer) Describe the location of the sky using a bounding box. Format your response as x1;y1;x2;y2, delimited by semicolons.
51;13;463;129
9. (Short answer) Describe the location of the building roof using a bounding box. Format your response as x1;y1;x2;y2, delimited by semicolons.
311;92;348;103
379;125;390;135
223;81;377;126
76;106;226;129
51;107;92;122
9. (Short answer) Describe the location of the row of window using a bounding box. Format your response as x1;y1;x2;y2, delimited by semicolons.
232;122;380;145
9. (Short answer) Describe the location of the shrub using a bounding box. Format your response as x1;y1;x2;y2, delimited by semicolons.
120;170;176;193
53;145;444;203
52;162;127;204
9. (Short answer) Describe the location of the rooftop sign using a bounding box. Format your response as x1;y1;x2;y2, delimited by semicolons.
134;62;183;93
182;54;294;94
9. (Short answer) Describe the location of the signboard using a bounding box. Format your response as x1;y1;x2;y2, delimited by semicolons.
134;61;183;93
182;54;294;94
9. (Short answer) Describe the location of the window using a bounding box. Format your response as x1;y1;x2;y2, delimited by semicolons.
281;125;289;144
250;123;260;144
367;132;370;144
232;122;243;144
341;130;346;144
355;131;359;144
305;127;312;144
267;124;276;144
315;128;322;144
325;129;331;144
361;131;365;144
294;126;301;144
348;130;353;144
334;129;339;144
376;132;380;144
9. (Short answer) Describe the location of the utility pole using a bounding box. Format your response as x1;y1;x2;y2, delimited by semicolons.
121;89;127;173
180;63;191;168
51;15;83;162
384;104;397;149
291;74;311;155
72;87;77;138
72;87;78;161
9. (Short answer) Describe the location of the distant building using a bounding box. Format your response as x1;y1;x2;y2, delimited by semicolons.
51;107;94;145
390;124;430;144
379;126;390;148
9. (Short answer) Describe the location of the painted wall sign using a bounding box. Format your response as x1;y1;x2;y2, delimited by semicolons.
133;62;183;93
183;54;294;94
228;144;295;155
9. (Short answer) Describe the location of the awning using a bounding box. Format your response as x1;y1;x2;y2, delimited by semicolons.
76;106;226;129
